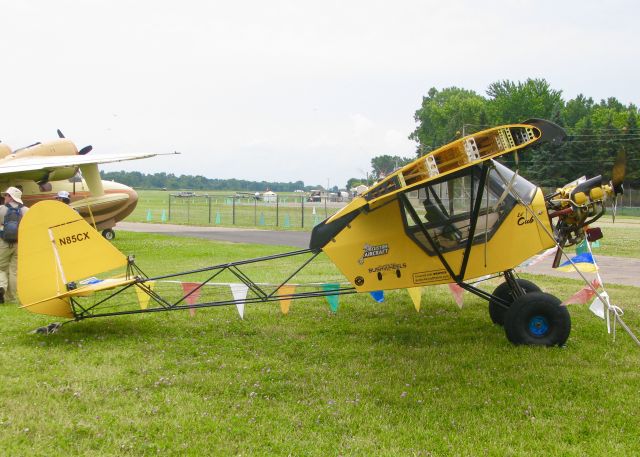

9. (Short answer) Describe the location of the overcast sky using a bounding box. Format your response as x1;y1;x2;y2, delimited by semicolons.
1;0;638;188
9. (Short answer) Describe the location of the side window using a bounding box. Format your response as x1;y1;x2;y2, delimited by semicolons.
402;165;514;255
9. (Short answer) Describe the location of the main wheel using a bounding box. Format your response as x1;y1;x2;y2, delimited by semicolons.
504;292;571;346
489;279;540;326
102;229;116;241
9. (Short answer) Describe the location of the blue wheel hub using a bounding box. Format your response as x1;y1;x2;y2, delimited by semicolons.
528;315;549;337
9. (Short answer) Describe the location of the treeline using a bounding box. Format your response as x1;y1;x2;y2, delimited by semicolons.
99;170;308;192
409;79;639;187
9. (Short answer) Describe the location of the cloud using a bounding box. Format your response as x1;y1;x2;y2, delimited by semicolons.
350;114;375;138
384;129;415;155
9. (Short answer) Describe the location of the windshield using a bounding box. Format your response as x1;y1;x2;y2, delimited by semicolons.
490;160;537;205
401;161;534;255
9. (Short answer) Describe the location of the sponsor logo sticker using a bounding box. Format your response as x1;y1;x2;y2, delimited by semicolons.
358;243;389;264
368;262;406;274
412;269;450;285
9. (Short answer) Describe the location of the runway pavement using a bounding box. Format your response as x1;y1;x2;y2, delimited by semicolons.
116;222;639;287
116;221;311;248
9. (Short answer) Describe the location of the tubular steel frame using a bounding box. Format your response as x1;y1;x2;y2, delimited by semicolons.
68;249;356;321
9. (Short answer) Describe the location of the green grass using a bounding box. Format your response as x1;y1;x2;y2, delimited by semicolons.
1;232;640;456
592;218;640;258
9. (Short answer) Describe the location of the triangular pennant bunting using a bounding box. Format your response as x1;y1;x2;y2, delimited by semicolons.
576;239;589;255
230;283;249;319
589;291;609;319
181;282;202;317
370;290;384;303
557;252;598;273
322;283;340;312
448;283;464;308
135;281;155;310
407;287;422;312
276;284;297;315
562;279;601;305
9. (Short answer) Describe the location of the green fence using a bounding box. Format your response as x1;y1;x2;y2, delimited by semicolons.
161;194;346;229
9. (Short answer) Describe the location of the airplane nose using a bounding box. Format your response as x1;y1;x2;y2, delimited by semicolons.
128;187;139;206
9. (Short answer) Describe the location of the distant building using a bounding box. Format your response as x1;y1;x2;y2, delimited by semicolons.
263;190;277;203
351;184;368;196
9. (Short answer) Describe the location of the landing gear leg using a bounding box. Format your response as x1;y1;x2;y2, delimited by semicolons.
488;270;541;326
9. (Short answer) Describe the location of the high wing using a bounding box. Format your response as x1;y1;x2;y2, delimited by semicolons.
0;151;178;178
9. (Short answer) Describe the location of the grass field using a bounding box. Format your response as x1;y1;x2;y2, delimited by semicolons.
1;232;640;456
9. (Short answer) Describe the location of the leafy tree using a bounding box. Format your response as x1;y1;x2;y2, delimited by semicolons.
486;78;564;124
563;94;594;128
410;87;486;155
370;155;413;181
100;171;308;192
346;178;366;190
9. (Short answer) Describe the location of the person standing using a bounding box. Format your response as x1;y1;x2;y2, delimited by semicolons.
0;187;29;303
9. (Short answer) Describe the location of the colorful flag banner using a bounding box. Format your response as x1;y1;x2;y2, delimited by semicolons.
370;290;384;303
589;291;609;319
135;281;155;310
576;240;589;255
562;279;601;305
557;252;599;273
181;282;202;317
276;284;297;315
448;283;464;308
229;283;249;319
322;283;340;312
407;287;422;312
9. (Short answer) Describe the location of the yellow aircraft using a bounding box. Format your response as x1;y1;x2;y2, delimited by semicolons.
16;120;624;346
0;130;172;239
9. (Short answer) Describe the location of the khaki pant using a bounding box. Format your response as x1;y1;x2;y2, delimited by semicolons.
0;240;18;301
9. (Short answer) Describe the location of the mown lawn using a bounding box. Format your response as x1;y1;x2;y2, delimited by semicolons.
1;232;639;456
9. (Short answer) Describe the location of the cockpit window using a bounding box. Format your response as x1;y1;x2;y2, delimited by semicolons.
490;160;537;205
401;161;526;255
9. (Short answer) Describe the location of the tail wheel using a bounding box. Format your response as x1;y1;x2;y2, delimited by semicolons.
489;279;540;326
504;292;571;346
102;229;116;241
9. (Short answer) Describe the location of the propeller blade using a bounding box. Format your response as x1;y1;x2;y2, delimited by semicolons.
611;149;626;195
78;145;93;155
57;129;65;138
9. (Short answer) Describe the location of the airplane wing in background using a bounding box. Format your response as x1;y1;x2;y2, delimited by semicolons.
0;152;178;176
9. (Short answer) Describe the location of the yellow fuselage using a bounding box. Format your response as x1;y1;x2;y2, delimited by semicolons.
322;188;554;293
